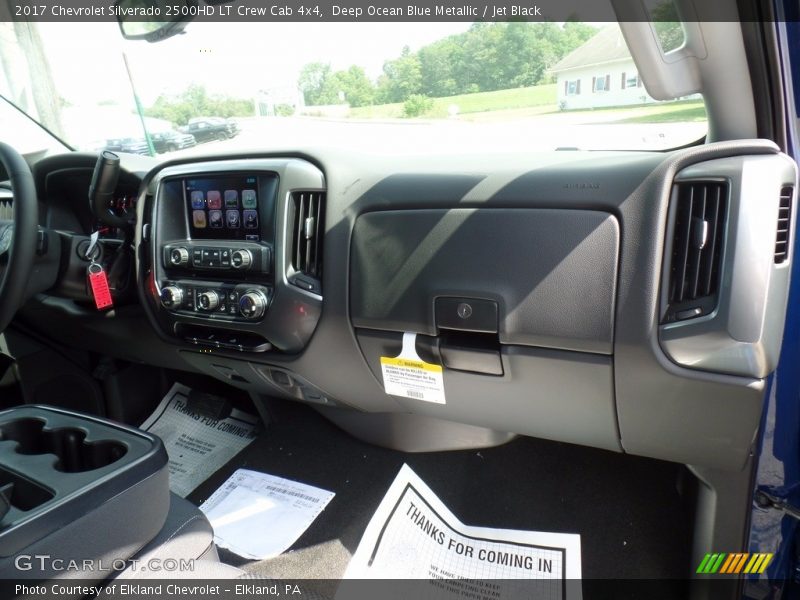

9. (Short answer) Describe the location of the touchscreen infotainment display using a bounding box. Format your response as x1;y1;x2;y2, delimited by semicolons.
185;175;261;241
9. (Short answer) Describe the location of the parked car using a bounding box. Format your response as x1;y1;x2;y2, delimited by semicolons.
150;130;197;153
180;117;238;143
102;137;149;155
226;117;241;136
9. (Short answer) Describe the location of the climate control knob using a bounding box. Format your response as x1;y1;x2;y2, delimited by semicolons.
197;290;220;311
239;290;268;320
160;286;184;309
231;249;252;270
169;247;190;267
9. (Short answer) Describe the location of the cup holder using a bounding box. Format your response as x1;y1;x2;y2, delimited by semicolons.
0;418;127;473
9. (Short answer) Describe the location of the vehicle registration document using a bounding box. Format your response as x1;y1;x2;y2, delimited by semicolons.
341;464;582;600
140;383;259;497
199;469;335;560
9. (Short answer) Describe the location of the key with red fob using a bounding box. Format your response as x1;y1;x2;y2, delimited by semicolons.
88;261;113;310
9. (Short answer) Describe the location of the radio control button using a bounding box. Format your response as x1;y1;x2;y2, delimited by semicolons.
169;247;190;267
220;249;231;267
198;290;220;311
160;286;184;309
231;249;253;270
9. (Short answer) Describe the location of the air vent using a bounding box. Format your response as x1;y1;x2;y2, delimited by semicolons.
775;186;794;264
289;191;324;294
664;181;727;323
0;190;11;221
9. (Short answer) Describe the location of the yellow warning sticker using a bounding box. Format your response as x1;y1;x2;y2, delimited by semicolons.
380;333;445;404
380;357;443;371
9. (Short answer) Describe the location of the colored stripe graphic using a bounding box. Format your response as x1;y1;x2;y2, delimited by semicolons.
710;554;726;573
697;553;774;575
757;554;773;574
733;553;749;573
696;554;713;573
719;554;736;573
697;553;723;573
744;554;760;573
697;554;723;573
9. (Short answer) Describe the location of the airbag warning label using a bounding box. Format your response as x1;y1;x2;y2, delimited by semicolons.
380;333;446;404
381;357;445;403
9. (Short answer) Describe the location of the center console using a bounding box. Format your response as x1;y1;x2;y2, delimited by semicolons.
142;159;326;354
0;405;169;584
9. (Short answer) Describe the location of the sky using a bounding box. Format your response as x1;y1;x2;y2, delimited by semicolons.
37;21;472;107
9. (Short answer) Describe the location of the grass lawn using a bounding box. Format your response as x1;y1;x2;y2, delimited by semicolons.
348;83;557;119
434;84;557;114
346;102;405;119
611;103;707;124
344;87;705;126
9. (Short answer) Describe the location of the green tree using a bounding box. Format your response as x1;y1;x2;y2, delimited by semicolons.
418;38;460;97
403;94;433;118
451;22;596;93
298;62;338;106
450;23;500;92
331;66;375;107
377;46;422;103
558;21;598;56
497;23;550;88
145;84;254;126
294;21;602;110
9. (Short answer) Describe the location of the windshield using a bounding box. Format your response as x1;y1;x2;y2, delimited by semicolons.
1;20;707;156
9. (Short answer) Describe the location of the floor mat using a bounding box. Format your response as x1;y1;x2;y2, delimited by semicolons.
188;401;693;587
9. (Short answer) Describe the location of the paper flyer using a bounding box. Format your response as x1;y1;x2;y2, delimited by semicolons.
200;468;335;560
140;383;259;497
341;464;581;600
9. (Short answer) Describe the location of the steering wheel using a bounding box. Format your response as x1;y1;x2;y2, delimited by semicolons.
0;142;38;333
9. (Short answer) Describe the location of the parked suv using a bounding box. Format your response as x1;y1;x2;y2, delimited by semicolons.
151;130;197;153
181;117;238;143
102;137;149;155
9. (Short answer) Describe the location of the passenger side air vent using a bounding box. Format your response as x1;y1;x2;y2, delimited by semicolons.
775;186;794;264
288;191;324;294
663;181;727;323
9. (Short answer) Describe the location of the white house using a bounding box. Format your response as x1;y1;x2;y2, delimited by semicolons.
550;26;653;111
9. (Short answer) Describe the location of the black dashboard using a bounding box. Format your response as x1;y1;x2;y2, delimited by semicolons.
20;142;798;476
144;159;324;353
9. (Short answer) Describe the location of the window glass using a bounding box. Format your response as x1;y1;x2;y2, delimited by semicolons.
0;20;707;154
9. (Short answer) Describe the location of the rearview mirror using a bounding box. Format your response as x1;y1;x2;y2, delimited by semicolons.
115;0;193;43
